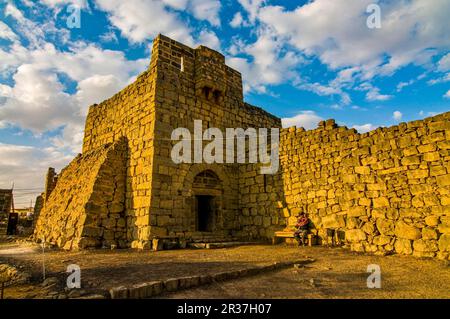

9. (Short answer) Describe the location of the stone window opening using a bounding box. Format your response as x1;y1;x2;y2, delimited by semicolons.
193;170;221;189
213;89;222;103
200;86;223;104
202;86;212;100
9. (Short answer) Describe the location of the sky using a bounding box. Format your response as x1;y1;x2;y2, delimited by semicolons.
0;0;449;207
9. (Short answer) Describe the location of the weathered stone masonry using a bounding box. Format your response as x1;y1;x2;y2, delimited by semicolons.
34;35;450;260
241;115;450;260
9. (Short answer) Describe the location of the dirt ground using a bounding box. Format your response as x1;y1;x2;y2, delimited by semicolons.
0;240;449;299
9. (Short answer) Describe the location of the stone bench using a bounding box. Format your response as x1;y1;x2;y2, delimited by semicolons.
272;230;315;246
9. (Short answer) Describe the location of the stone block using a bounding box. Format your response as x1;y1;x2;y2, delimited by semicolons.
347;206;366;217
394;238;413;255
322;214;345;229
407;169;429;179
413;239;438;252
436;174;450;187
345;229;367;242
376;219;395;236
373;197;390;208
395;221;421;240
163;278;179;292
110;286;129;299
438;234;450;252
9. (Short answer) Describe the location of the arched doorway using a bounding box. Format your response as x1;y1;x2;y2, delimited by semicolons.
192;170;222;232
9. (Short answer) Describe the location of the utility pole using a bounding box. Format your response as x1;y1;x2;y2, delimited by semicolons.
11;182;15;214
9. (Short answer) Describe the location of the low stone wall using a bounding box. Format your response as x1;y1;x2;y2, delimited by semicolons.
109;258;314;299
279;112;450;260
33;138;127;249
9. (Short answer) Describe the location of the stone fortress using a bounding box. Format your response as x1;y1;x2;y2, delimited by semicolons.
34;35;450;260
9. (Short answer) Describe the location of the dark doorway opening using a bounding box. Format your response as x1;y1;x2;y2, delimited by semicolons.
196;195;214;232
6;213;18;235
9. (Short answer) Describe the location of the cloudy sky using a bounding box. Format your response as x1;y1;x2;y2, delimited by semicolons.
0;0;449;207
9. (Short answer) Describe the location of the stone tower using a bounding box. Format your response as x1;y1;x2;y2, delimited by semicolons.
34;34;281;250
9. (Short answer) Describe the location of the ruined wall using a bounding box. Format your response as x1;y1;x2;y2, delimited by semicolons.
266;113;449;260
43;168;57;202
0;189;13;235
82;61;157;249
149;35;281;241
31;194;43;230
34;139;127;249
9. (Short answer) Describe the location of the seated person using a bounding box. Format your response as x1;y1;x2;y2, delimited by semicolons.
294;213;310;246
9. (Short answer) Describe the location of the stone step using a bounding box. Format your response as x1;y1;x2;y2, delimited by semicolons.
188;241;261;249
189;237;242;243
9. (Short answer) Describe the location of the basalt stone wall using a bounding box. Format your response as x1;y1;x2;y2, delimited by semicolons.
33;139;127;249
149;35;281;241
275;112;450;260
82;58;157;249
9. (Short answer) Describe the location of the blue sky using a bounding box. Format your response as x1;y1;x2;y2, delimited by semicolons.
0;0;449;206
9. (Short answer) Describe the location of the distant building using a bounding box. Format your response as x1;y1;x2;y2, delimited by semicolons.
0;189;13;235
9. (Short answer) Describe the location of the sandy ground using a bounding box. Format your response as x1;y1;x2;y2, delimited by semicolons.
0;241;449;299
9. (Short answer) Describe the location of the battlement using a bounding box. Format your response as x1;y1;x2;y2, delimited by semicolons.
151;34;244;104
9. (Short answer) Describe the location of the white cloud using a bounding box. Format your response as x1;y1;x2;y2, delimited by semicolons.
75;74;123;113
0;142;73;206
255;0;450;77
444;90;450;99
238;0;265;24
438;53;450;72
0;64;81;132
0;42;147;133
297;82;351;105
5;2;70;47
366;89;392;101
5;2;25;20
393;111;403;121
197;29;221;51
230;12;244;28
39;0;89;8
281;111;323;130
0;21;18;41
396;80;415;92
227;27;302;93
227;1;450;98
0;4;148;164
427;73;450;85
99;30;118;43
93;0;221;44
352;123;377;133
94;0;194;44
188;0;221;27
357;83;392;101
